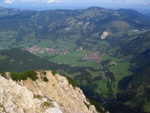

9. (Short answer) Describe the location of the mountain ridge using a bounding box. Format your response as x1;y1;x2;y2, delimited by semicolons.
0;6;150;49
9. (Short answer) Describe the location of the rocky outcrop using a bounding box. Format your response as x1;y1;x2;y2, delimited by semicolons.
0;70;98;113
0;75;62;113
101;31;109;39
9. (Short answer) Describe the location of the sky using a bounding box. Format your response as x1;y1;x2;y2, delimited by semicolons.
0;0;150;13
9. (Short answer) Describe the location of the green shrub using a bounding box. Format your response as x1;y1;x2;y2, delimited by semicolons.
0;72;5;77
42;76;49;82
66;76;77;87
51;70;56;76
42;101;52;107
11;72;24;81
34;94;42;99
10;70;38;81
88;98;107;113
24;70;38;81
43;71;46;75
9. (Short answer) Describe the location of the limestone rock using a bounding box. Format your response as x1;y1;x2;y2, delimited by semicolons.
101;31;109;39
0;70;99;113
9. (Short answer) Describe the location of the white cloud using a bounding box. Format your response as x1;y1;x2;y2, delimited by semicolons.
5;0;14;4
47;0;62;3
2;0;62;4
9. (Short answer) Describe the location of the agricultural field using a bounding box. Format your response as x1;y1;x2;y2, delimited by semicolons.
40;51;99;67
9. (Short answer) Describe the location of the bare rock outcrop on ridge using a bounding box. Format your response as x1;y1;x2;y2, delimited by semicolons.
0;70;98;113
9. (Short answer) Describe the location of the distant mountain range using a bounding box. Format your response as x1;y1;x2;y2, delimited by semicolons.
0;6;150;49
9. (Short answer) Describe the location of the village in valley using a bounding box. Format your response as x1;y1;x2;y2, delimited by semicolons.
27;45;70;55
27;45;102;63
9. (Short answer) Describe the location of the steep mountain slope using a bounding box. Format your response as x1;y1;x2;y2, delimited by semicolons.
0;70;99;113
108;31;150;113
117;9;150;28
114;67;150;113
121;31;150;56
119;31;150;93
0;48;59;72
131;48;150;71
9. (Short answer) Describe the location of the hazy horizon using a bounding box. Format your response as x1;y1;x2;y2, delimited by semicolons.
0;0;150;13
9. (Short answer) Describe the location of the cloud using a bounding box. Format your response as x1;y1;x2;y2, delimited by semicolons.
5;0;14;4
47;0;62;3
1;0;62;4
